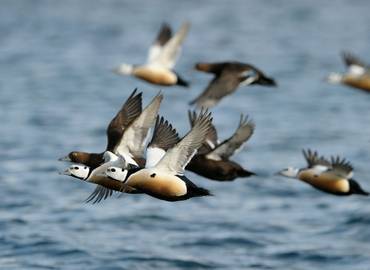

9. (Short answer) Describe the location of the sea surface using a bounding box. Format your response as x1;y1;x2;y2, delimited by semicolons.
1;0;370;269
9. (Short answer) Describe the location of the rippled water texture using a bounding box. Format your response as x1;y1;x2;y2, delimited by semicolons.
1;0;370;269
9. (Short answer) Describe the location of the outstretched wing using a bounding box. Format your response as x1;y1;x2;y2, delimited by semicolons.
149;22;190;69
106;89;142;151
302;149;331;169
155;110;213;175
190;72;242;108
206;114;255;160
342;51;367;76
145;116;180;168
188;110;218;154
147;23;172;64
85;186;115;204
330;155;354;179
114;93;163;159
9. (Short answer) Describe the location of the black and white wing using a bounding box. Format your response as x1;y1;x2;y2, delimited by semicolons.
106;89;142;151
147;23;172;65
145;116;180;168
155;110;213;175
114;93;163;159
206;115;254;160
302;149;331;169
342;51;367;76
188;110;218;154
149;22;190;69
330;155;354;179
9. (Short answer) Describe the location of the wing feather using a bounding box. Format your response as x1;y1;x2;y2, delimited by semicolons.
146;116;180;168
150;22;190;69
189;72;241;108
330;155;353;178
147;23;172;64
206;114;255;160
114;93;163;159
85;186;114;204
188;110;218;154
106;89;142;151
155;109;213;175
302;149;331;168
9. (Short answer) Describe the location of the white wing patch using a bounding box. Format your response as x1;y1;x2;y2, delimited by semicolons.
348;65;366;76
145;147;166;168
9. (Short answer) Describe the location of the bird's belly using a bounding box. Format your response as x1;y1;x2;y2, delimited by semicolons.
299;172;350;193
345;76;370;91
133;67;177;85
127;172;187;197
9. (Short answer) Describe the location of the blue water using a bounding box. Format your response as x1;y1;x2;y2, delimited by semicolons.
1;0;370;269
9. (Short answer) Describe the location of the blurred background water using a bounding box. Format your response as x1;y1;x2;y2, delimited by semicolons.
1;0;370;269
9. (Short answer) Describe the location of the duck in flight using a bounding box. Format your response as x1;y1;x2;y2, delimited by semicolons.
61;115;181;204
104;110;213;202
113;22;190;87
186;111;255;181
190;61;276;108
327;52;370;93
59;89;162;169
277;149;368;196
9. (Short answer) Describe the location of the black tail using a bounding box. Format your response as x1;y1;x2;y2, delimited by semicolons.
175;73;190;87
349;179;369;196
238;168;256;178
192;186;212;197
252;75;277;87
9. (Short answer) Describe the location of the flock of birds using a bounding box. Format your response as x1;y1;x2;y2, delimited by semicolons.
59;22;370;203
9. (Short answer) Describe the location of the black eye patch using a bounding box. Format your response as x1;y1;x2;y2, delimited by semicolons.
74;167;79;170
111;168;116;172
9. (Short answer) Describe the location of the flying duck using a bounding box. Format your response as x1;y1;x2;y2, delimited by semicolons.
59;89;162;169
190;61;276;108
113;22;190;87
327;52;370;93
84;115;180;203
277;149;369;196
104;110;213;202
186;111;255;181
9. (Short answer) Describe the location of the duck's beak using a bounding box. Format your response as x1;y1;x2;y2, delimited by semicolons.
274;171;282;176
58;155;71;162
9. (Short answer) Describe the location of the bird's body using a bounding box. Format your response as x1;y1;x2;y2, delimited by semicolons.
327;52;370;92
191;61;276;108
186;111;255;181
105;111;213;202
114;22;190;87
278;149;369;196
59;90;161;170
187;155;254;181
131;66;178;86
